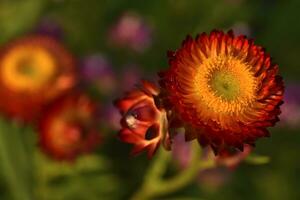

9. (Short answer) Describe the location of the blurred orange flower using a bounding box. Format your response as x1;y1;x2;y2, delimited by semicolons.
39;94;101;161
159;30;284;153
0;35;76;122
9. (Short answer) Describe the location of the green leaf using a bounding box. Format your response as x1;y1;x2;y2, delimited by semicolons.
0;118;35;200
34;152;121;200
245;154;271;165
0;0;46;43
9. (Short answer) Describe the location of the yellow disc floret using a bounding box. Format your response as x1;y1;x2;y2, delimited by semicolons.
1;46;56;92
194;55;257;115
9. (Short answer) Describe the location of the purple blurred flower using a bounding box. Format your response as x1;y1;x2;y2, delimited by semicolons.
102;103;121;130
197;168;231;191
172;131;191;168
108;12;152;52
119;64;142;92
279;83;300;128
35;18;63;40
231;22;251;37
81;54;117;95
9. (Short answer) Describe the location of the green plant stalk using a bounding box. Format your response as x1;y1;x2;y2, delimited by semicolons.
34;152;49;200
0;125;32;200
131;141;215;200
131;147;170;200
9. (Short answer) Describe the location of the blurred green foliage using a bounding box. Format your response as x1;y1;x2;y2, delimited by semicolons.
0;0;45;43
0;0;299;199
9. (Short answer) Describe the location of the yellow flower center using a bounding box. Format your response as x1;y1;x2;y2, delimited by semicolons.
1;46;56;92
194;55;257;115
210;71;240;101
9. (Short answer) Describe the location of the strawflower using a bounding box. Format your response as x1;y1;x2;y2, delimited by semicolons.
160;30;284;153
0;35;76;122
114;80;170;158
39;94;101;161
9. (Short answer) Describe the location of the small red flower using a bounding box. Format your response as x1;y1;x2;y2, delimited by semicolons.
39;94;101;161
159;30;284;153
114;80;169;158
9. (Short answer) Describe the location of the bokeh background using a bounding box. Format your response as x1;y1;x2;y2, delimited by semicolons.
0;0;299;199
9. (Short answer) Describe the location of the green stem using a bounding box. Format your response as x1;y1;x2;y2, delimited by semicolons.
34;152;49;200
131;148;170;200
155;144;214;195
131;141;215;200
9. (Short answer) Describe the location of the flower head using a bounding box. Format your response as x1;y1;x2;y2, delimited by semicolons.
160;30;284;153
81;54;117;95
0;35;76;121
39;94;101;161
280;83;300;128
108;12;152;52
114;80;169;158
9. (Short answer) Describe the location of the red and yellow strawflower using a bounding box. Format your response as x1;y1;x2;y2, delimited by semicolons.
159;30;284;153
38;93;101;161
0;35;76;122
